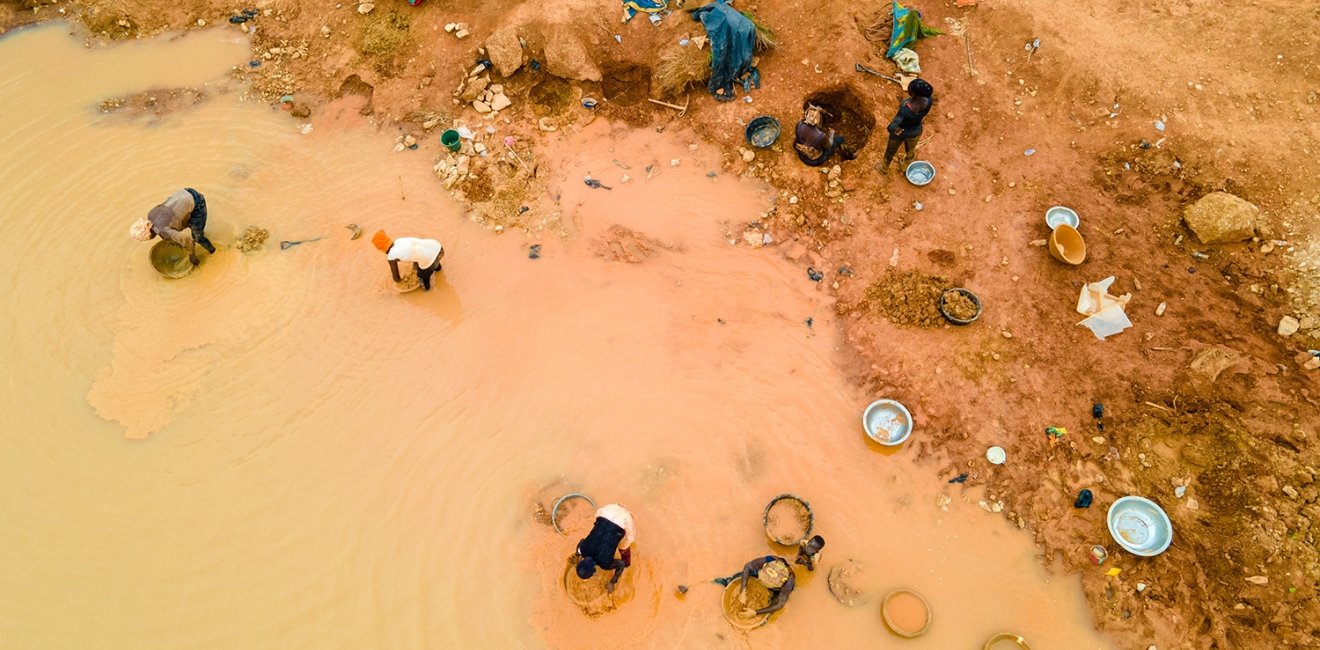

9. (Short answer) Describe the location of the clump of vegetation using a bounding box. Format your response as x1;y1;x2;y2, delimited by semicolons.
653;43;710;99
361;11;411;61
740;11;777;51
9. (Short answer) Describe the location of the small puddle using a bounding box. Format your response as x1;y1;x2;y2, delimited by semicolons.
0;25;1111;649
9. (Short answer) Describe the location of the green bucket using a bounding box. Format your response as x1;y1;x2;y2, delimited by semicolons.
441;129;461;152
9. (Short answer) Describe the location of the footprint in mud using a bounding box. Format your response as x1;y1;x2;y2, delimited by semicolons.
735;444;766;482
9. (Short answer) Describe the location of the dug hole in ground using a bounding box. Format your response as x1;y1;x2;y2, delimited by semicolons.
2;0;1319;647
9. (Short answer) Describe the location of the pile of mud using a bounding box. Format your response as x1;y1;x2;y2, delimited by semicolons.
235;226;268;253
861;270;951;328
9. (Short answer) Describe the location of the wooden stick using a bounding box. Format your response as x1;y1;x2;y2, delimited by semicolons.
963;32;977;77
504;143;531;174
1144;401;1174;413
1149;346;1176;351
647;98;687;110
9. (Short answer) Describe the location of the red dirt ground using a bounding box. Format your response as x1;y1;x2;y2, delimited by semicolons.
5;0;1319;646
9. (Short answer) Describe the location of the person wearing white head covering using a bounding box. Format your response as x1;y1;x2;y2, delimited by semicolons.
130;188;215;265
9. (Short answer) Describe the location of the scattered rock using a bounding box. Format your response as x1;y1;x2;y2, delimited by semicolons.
1277;315;1300;336
740;148;755;162
1182;192;1259;245
485;25;525;77
1245;576;1268;586
357;3;374;14
544;28;601;82
490;93;512;111
473;100;491;113
1304;356;1320;371
935;494;951;510
670;158;681;167
1155;302;1167;316
1188;346;1240;382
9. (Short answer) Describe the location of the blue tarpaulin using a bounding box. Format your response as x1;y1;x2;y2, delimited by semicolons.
689;0;761;102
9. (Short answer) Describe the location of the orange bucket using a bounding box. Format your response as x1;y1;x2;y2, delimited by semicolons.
1047;224;1086;265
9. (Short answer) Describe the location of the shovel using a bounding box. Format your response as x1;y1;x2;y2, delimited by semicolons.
279;237;323;250
854;63;903;85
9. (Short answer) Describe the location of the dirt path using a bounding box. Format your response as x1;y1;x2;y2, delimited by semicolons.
5;0;1318;647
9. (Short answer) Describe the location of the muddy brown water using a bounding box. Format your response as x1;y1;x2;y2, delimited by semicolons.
0;25;1112;649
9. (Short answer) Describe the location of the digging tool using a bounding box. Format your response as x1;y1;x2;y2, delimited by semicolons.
279;237;323;250
854;63;903;85
647;95;690;117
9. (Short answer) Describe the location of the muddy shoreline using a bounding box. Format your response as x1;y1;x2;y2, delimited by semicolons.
5;1;1319;647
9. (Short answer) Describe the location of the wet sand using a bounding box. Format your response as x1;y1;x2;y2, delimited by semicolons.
0;25;1111;649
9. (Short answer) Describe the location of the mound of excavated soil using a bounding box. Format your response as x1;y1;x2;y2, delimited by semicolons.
861;271;950;328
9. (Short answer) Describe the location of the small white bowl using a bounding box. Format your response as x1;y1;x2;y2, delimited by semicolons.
1045;206;1080;230
862;399;913;445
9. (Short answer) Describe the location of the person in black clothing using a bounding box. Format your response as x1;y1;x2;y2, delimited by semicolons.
880;78;934;172
573;504;636;594
794;102;856;167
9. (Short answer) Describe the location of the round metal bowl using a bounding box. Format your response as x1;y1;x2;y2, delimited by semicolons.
745;115;781;149
862;399;913;445
1045;205;1080;230
550;492;596;536
938;287;983;325
984;632;1033;649
881;588;932;638
905;160;935;186
763;493;813;546
1107;496;1173;556
150;240;194;279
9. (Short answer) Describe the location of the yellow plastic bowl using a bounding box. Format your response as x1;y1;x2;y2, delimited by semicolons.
1047;224;1086;265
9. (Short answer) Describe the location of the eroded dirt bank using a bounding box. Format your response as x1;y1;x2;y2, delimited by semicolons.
4;0;1319;647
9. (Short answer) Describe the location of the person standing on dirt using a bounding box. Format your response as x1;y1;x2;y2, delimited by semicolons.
128;188;216;265
573;503;636;594
794;102;856;167
715;555;797;617
879;78;934;172
371;230;445;291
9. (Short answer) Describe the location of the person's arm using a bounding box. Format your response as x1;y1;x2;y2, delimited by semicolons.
737;557;766;593
888;104;910;138
389;259;402;282
158;225;198;262
754;574;795;615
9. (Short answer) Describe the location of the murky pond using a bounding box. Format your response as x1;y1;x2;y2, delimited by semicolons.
0;25;1112;649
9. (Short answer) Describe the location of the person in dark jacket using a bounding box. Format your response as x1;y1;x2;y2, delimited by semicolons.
794;103;855;167
880;79;934;171
573;504;636;593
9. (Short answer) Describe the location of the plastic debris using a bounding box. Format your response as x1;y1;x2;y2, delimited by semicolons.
805;317;814;329
986;446;1006;465
1090;545;1108;565
807;267;823;282
1154;120;1166;132
913;201;924;211
1105;567;1122;577
583;176;612;190
948;473;969;484
1174;485;1187;498
528;244;541;260
1046;426;1068;439
1074;489;1094;508
1076;276;1133;340
1092;403;1105;419
1024;148;1036;156
581;98;599;109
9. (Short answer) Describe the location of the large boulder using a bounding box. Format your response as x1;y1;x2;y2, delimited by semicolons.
1183;192;1259;244
544;28;600;82
485;25;525;77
